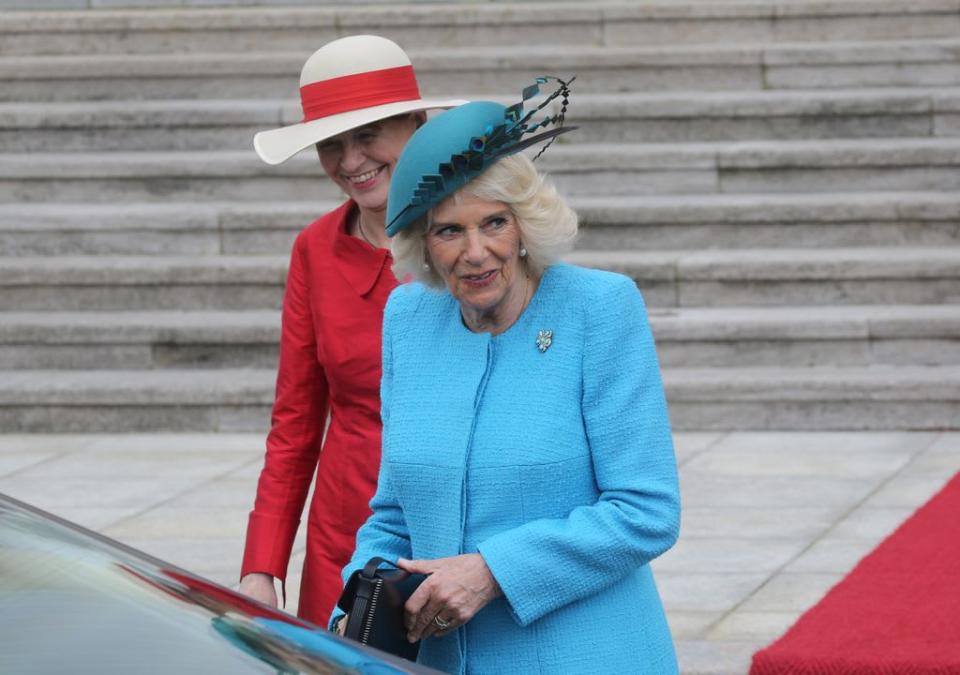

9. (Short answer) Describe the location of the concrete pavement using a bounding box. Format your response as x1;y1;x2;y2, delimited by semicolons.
1;430;957;674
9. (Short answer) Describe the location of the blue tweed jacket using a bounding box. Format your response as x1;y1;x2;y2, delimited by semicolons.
342;263;680;674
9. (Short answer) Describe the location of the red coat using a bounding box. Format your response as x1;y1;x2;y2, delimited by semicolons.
241;200;398;625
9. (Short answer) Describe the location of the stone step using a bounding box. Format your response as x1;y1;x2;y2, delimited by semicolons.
0;201;333;255
0;310;281;370
2;305;958;370
0;0;353;8
3;192;959;255
0;99;286;153
665;365;960;431
2;247;956;310
3;138;960;202
564;247;960;307
572;89;960;144
653;305;960;368
2;1;958;55
1;365;957;431
0;368;274;432
2;39;958;101
573;192;960;250
0;151;339;203
5;89;960;152
0;255;288;311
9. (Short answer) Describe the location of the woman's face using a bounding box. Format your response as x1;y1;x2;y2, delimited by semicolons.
425;193;525;320
317;114;421;214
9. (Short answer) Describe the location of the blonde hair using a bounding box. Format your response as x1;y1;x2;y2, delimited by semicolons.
391;154;578;288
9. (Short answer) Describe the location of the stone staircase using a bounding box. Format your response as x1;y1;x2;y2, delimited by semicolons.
1;0;958;432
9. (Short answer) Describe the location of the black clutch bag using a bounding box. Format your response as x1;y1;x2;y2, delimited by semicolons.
336;556;427;662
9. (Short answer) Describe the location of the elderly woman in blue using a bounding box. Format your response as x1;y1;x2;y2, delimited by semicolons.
337;80;681;674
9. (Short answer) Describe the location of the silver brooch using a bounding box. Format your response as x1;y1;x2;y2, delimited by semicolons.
536;329;553;353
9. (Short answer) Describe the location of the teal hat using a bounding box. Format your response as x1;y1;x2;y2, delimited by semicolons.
386;76;575;236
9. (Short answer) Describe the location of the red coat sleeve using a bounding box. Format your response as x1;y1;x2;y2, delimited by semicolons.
241;230;329;586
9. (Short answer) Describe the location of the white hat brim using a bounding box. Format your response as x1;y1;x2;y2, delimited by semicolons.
254;97;468;165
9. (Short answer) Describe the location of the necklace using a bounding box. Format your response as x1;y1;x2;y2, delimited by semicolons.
470;273;534;335
356;213;375;247
519;273;534;316
356;214;374;246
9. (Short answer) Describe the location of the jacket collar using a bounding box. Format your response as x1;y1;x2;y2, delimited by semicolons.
332;201;393;297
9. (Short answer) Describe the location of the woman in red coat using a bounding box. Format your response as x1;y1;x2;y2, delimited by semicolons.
238;35;462;625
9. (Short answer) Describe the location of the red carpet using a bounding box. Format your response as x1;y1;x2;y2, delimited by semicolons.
750;471;960;675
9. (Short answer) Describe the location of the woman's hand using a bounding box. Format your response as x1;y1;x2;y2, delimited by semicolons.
398;554;502;642
239;573;278;608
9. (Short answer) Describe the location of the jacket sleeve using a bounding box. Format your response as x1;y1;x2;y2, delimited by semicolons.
329;292;413;628
241;230;329;591
477;275;680;626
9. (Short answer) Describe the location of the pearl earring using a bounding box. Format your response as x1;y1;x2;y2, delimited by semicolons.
519;247;527;258
423;263;430;271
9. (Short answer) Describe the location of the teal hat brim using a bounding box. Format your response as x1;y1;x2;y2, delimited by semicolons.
386;100;507;237
385;77;575;237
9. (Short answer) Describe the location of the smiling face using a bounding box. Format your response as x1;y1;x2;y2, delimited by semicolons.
317;113;421;216
426;193;529;332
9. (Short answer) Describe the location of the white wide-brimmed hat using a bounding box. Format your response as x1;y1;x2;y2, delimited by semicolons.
254;35;466;165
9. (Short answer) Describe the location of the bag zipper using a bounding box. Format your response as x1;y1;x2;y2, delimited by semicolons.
359;578;384;645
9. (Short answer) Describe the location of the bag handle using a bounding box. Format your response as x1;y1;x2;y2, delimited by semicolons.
337;557;404;614
361;556;399;579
